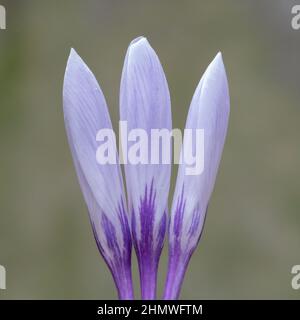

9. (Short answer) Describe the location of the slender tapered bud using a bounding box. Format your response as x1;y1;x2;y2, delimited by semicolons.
63;49;134;299
120;37;172;299
164;53;230;299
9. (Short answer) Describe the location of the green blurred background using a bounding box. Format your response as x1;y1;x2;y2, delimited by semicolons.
0;0;300;299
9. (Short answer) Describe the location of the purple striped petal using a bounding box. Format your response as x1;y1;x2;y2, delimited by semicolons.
120;37;171;299
63;49;133;299
164;53;230;299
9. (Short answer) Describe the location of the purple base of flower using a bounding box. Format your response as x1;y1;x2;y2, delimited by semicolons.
92;200;134;300
164;250;192;300
132;179;167;299
164;187;206;299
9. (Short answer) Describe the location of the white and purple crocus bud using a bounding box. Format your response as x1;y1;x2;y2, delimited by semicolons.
164;53;230;299
62;36;229;300
120;37;171;299
63;50;134;299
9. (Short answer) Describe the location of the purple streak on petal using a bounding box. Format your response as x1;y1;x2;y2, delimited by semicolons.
92;200;133;300
131;179;167;299
164;187;206;300
63;49;133;299
164;52;230;299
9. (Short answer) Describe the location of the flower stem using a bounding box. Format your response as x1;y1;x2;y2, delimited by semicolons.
113;264;135;300
139;262;158;299
116;274;134;300
163;254;190;300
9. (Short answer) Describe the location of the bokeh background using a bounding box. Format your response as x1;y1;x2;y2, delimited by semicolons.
0;0;299;299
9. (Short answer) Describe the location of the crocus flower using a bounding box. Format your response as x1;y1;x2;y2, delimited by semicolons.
164;53;230;299
63;50;134;299
62;36;229;300
120;37;171;299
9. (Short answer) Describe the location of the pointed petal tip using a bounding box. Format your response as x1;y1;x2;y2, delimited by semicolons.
210;51;225;69
64;49;80;96
69;48;79;60
66;48;82;67
64;48;91;86
216;51;223;59
201;51;227;87
63;47;99;113
129;36;148;47
127;36;152;56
